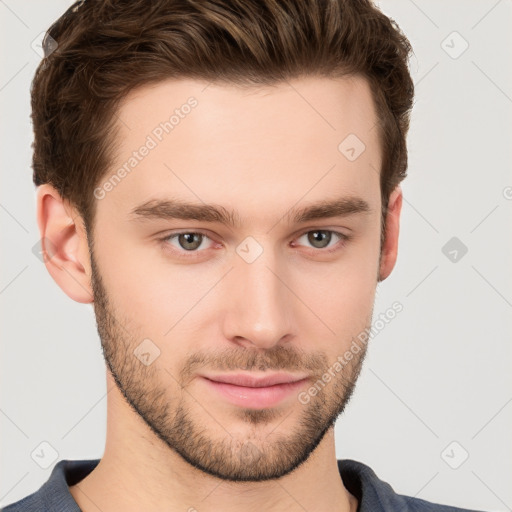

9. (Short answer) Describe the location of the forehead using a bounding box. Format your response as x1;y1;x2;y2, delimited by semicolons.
97;75;381;226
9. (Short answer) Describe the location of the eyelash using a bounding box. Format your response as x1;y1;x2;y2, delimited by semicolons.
158;229;350;259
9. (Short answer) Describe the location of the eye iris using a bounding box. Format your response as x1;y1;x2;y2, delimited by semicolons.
178;233;202;250
308;230;331;249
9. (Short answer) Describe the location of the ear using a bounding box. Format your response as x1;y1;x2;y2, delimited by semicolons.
35;184;93;303
378;185;403;282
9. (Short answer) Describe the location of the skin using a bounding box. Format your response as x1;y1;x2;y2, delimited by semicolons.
37;75;402;512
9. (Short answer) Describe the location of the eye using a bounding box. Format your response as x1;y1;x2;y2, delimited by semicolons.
161;232;214;252
159;228;349;259
295;229;348;251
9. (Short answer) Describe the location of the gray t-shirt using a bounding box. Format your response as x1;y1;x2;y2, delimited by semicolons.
2;458;485;511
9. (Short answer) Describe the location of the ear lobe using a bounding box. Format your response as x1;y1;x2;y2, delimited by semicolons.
36;184;93;303
378;185;403;282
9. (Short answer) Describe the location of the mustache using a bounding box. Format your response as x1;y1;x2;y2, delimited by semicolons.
179;345;328;383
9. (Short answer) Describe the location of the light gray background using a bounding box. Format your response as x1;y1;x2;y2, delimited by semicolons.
1;1;511;510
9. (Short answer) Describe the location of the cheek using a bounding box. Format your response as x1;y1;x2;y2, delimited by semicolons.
97;229;212;314
294;269;376;339
289;236;379;341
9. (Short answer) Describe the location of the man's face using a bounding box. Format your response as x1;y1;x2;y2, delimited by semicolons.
88;76;383;481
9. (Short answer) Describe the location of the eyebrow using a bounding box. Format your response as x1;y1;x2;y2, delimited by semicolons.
128;196;372;228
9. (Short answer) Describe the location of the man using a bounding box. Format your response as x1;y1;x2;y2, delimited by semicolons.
3;0;485;511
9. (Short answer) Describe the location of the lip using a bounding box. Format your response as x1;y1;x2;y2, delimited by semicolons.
200;372;309;409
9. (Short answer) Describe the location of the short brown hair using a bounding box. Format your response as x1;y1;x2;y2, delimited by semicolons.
31;0;414;241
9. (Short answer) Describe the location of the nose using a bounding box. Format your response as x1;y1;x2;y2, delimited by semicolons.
221;245;294;350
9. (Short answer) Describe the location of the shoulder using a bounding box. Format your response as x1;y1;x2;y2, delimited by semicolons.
2;492;46;512
397;494;486;512
2;459;100;512
338;459;485;512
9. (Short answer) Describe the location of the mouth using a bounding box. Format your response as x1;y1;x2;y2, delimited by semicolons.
199;372;309;409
